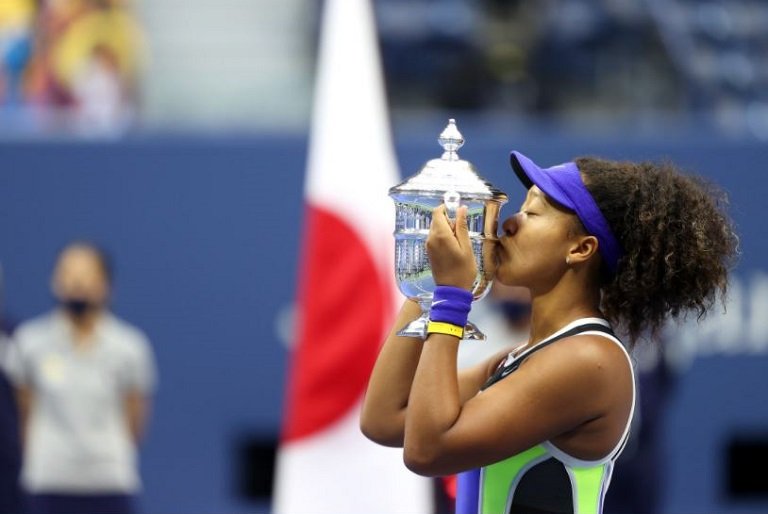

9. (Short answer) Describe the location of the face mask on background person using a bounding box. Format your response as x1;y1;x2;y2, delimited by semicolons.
59;297;100;319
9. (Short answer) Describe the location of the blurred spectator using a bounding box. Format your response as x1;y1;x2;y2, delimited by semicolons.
0;331;22;514
8;0;144;134
0;0;35;106
3;242;157;514
0;264;22;514
70;41;130;134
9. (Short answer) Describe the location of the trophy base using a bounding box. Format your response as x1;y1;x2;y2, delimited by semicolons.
396;314;486;342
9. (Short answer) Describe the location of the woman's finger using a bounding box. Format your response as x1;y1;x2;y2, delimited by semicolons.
454;205;472;249
430;205;451;236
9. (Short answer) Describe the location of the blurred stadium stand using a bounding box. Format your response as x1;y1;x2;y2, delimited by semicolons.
2;0;768;137
647;0;768;137
375;0;768;139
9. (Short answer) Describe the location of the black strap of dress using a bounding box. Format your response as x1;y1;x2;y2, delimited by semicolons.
481;322;617;391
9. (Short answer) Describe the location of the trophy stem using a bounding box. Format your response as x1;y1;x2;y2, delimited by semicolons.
396;295;487;341
396;295;431;339
462;320;486;341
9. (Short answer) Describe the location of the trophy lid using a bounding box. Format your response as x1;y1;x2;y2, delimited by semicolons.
389;119;508;203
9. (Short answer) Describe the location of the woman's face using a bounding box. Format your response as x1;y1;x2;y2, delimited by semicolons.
495;186;580;290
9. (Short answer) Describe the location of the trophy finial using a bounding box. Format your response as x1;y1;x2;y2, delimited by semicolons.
438;118;464;161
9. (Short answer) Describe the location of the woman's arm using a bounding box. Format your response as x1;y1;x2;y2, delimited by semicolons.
360;299;501;448
403;333;630;476
361;205;509;450
359;299;424;447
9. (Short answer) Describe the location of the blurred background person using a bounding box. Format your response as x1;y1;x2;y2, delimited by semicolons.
0;263;22;514
0;0;35;107
0;329;22;514
3;242;157;514
19;0;144;134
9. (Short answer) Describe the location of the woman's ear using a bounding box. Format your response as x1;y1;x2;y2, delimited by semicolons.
567;235;599;265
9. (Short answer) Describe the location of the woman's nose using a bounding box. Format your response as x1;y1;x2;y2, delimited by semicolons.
501;214;520;237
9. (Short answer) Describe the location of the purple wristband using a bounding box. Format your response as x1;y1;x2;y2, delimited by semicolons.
429;286;473;327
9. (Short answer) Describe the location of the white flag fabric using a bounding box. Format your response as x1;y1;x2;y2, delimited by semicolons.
271;0;433;512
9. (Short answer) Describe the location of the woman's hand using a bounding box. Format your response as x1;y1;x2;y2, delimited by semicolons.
426;204;477;290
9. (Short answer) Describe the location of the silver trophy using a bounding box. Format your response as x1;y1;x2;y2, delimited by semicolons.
389;119;508;340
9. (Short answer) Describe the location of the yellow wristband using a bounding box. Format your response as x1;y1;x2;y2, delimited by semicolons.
427;321;464;339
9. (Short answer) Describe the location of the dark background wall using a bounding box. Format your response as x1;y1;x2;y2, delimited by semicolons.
1;123;766;513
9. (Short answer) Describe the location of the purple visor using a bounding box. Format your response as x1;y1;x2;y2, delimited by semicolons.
510;151;623;273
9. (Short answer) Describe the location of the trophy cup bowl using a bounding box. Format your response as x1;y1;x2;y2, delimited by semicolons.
389;119;508;340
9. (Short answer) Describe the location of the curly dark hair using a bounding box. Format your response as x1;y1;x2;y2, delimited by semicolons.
575;156;739;346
